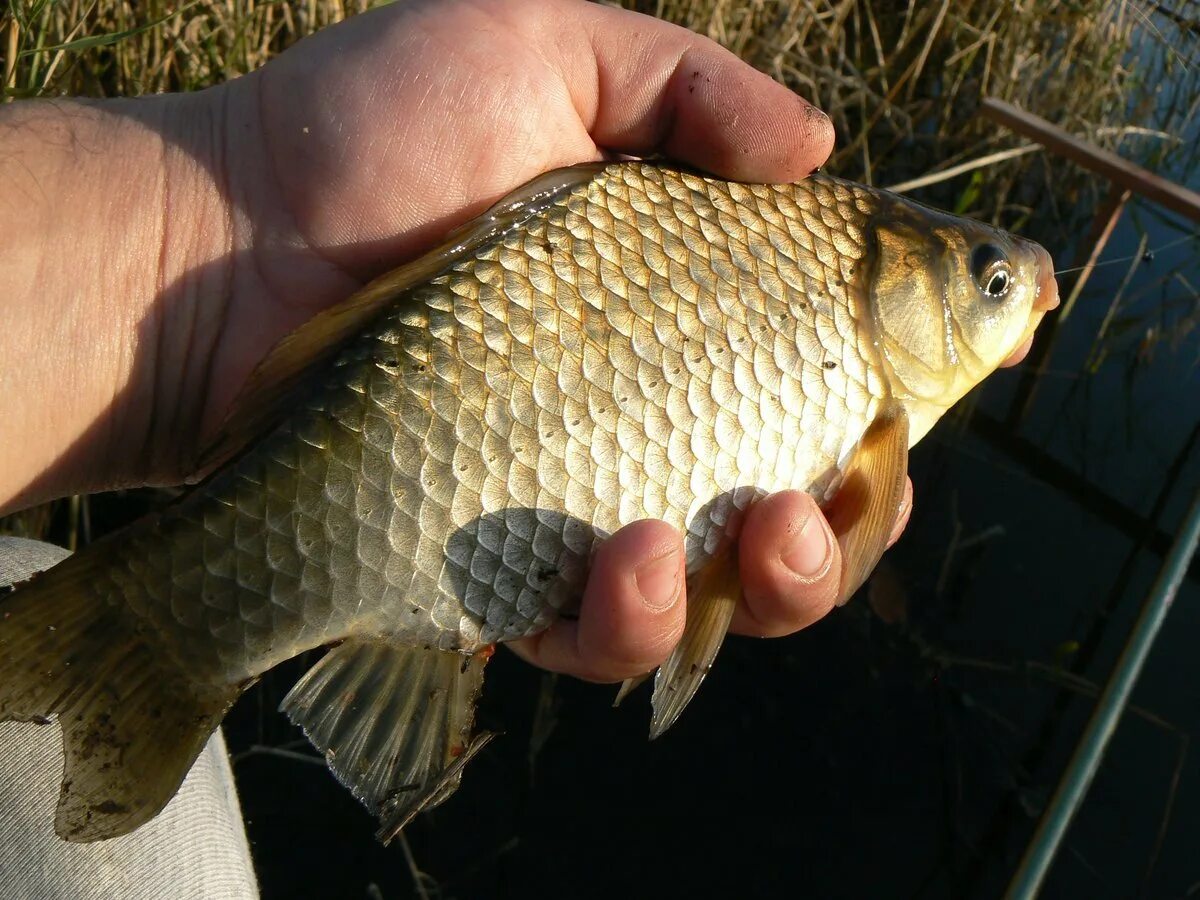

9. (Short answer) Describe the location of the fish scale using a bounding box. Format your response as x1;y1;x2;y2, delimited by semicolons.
1;160;1054;843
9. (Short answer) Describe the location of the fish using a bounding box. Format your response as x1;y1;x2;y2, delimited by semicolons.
0;160;1058;844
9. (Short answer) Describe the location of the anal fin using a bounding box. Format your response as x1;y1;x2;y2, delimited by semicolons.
648;549;741;739
377;730;496;844
280;638;490;842
826;403;910;606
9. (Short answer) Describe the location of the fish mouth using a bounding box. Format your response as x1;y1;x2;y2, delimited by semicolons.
1000;245;1059;368
1032;245;1061;313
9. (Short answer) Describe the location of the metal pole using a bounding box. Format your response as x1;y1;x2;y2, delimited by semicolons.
1005;484;1200;898
979;98;1200;224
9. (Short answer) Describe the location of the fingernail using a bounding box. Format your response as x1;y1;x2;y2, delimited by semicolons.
779;512;833;580
804;101;831;123
635;549;682;612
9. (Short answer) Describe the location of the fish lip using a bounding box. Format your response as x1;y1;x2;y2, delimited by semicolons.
1000;331;1036;368
1000;245;1058;368
1033;245;1060;313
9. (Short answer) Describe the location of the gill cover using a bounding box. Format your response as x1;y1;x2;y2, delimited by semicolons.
865;192;1043;441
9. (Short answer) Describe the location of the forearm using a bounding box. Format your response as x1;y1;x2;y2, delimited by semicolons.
0;92;231;515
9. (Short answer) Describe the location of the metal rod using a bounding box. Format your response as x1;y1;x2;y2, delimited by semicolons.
969;414;1200;584
1005;484;1200;899
980;98;1200;224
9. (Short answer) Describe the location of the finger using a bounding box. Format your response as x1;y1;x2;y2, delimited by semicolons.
562;2;835;182
508;519;685;682
731;491;840;638
731;476;913;638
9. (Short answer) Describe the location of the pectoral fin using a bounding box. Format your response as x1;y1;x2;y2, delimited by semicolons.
825;403;910;607
647;548;741;739
613;673;650;707
280;639;492;844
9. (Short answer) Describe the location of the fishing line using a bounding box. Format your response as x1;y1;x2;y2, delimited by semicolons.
1053;233;1198;276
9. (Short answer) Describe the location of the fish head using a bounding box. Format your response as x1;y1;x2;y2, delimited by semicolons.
863;190;1059;443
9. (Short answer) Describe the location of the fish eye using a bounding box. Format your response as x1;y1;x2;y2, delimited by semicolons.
971;244;1012;300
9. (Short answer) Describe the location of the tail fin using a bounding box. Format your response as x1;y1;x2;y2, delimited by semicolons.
280;638;491;844
0;551;240;842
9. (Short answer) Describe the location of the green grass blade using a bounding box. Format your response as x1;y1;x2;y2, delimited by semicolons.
17;0;201;58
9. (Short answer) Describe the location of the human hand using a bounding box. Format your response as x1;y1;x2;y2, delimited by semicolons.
512;480;913;682
208;0;836;445
0;0;912;680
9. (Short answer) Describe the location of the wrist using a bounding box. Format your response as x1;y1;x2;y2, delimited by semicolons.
0;90;233;514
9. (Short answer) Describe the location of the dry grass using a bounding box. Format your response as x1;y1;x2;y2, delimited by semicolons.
623;1;1199;226
3;1;378;97
5;1;1196;227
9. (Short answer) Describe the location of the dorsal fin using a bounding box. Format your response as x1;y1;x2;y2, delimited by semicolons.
196;162;609;471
